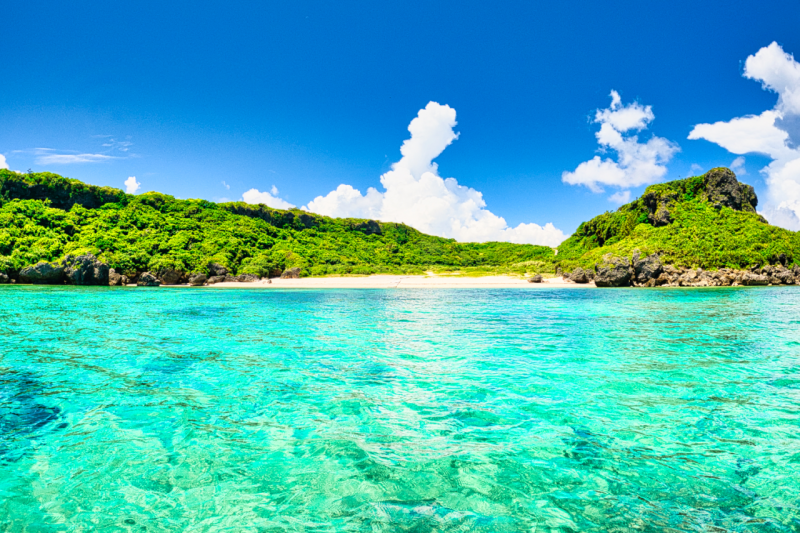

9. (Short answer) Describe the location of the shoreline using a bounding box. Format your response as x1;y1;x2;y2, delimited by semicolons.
191;274;595;289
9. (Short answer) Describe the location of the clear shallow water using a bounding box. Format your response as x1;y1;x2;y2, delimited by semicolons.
1;286;799;532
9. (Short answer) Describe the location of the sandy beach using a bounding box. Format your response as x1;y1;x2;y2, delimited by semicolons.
199;274;595;289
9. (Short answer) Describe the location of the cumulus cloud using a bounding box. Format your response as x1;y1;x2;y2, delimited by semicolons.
0;154;8;169
608;190;631;204
562;91;679;194
688;42;800;230
303;102;566;246
731;156;747;175
242;187;295;210
124;176;141;194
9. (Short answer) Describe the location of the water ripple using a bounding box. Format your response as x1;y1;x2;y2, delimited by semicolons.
0;286;799;531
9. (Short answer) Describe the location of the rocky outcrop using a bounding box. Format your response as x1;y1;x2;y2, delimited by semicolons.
19;262;65;284
280;267;301;279
633;252;663;285
352;220;382;236
63;254;109;285
207;275;226;284
704;168;758;213
235;274;259;283
594;256;632;287
568;267;593;284
108;269;129;286
0;272;9;284
641;191;677;227
528;274;543;283
136;272;161;287
207;263;228;277
158;268;183;285
188;273;207;286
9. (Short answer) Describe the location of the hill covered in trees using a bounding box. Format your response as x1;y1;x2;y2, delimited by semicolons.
0;169;554;280
555;167;799;270
0;167;797;285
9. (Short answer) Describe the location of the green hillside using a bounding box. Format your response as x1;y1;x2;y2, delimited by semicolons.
554;168;800;271
1;167;796;282
0;169;554;278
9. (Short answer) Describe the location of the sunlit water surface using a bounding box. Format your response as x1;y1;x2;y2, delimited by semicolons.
1;286;799;532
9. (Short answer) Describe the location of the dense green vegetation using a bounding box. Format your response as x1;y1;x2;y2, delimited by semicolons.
555;169;800;270
1;167;797;279
0;170;555;277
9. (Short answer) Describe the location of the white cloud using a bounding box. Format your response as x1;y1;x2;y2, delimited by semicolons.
222;180;230;190
562;91;679;193
242;187;295;210
688;42;800;230
270;185;279;195
36;151;116;165
303;102;566;246
0;154;7;170
690;164;704;176
124;176;141;194
608;190;631;204
730;156;747;175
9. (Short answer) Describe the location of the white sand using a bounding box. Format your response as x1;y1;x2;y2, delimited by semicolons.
199;274;595;289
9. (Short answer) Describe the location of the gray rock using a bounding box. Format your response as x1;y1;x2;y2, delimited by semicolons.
594;256;632;287
704;167;759;213
188;273;208;286
158;268;183;285
0;272;8;284
569;267;592;284
136;272;161;287
641;192;677;227
527;274;543;283
223;275;238;283
633;252;663;283
19;262;65;284
207;262;228;277
280;267;301;279
741;272;769;286
63;254;110;285
108;269;130;286
774;269;795;285
207;275;227;284
235;274;259;283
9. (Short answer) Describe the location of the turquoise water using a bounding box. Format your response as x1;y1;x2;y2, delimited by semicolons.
1;286;799;532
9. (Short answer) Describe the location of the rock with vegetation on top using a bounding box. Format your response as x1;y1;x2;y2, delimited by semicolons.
19;262;65;284
158;268;184;285
188;273;207;286
704;167;759;213
280;267;301;279
63;254;110;285
528;274;543;283
594;256;632;287
632;252;663;284
136;272;161;287
207;263;228;277
568;267;592;284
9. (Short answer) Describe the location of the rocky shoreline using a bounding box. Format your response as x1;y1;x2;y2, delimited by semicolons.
2;252;799;289
538;251;800;287
0;255;295;287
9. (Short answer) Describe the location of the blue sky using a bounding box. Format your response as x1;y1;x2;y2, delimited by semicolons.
2;1;799;243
